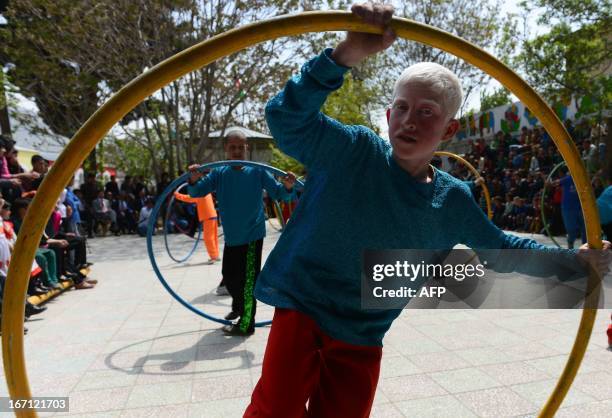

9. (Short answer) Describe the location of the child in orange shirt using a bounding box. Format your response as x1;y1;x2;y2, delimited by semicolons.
174;191;220;264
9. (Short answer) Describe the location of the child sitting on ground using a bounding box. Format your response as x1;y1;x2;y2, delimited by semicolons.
245;3;612;417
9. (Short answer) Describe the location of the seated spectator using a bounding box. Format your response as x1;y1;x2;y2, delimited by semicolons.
134;188;148;213
114;192;137;234
92;190;118;236
0;138;29;202
137;197;155;237
63;179;83;235
13;198;95;289
25;154;48;193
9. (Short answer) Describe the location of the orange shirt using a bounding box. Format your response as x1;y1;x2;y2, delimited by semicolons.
174;192;217;221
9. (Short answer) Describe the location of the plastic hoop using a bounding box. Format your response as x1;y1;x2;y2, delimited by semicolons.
146;160;304;328
267;200;286;231
163;183;203;263
435;151;493;219
3;12;603;418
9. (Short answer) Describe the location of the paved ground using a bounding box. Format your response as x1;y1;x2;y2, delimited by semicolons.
1;225;611;417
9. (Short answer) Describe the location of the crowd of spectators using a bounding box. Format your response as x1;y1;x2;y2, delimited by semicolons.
76;172;163;237
437;119;609;240
0;135;177;333
0;135;102;333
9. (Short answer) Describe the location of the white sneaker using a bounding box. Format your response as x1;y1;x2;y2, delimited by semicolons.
215;285;229;296
206;258;216;265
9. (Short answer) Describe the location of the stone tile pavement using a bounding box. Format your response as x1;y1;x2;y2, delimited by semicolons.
1;225;611;417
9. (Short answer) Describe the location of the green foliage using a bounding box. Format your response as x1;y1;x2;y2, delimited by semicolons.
479;87;511;112
104;132;156;179
268;144;305;176
322;73;381;133
518;0;611;116
1;0;311;177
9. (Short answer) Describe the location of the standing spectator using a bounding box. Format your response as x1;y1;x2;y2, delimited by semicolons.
134;175;148;197
528;151;539;174
121;175;135;197
156;172;172;197
597;185;611;240
105;175;120;197
581;139;598;175
80;173;100;238
556;168;586;249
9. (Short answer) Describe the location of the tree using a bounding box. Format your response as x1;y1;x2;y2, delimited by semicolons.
518;0;611;116
378;0;520;114
268;145;306;176
0;0;107;169
1;0;306;178
479;87;511;111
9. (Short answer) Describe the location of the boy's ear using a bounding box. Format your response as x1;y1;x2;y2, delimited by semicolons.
442;119;459;141
386;108;391;124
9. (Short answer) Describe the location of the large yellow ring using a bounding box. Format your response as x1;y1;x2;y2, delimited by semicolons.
2;11;603;417
434;151;493;219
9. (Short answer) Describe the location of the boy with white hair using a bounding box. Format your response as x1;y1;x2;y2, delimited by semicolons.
245;3;611;417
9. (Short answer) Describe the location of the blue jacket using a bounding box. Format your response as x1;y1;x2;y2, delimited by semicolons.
255;49;584;346
187;166;293;246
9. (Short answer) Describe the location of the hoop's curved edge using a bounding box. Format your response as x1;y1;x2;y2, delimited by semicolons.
163;183;203;263
434;151;493;220
2;12;601;418
146;160;304;327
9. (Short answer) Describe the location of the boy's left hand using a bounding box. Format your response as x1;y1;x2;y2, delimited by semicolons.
576;240;612;277
281;171;297;191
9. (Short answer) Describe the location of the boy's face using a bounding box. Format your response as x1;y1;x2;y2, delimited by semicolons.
225;136;248;160
386;81;458;162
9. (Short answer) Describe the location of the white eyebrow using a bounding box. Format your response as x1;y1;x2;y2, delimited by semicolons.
392;98;441;108
418;99;441;108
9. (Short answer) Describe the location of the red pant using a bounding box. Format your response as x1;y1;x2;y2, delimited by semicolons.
244;308;382;418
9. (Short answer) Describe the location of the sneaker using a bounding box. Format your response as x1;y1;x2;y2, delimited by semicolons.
215;285;229;296
222;324;254;336
206;258;216;265
224;311;239;321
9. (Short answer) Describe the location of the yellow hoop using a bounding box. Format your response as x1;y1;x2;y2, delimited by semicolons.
434;151;493;219
2;12;602;418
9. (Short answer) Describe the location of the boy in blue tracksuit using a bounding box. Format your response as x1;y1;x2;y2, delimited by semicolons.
245;3;612;417
187;130;295;335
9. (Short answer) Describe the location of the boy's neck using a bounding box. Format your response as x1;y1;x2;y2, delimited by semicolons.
392;152;435;183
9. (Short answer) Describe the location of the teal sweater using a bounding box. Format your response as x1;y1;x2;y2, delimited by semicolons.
256;49;583;346
187;166;293;246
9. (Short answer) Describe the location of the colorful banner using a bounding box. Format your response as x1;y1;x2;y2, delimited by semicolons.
451;96;591;142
